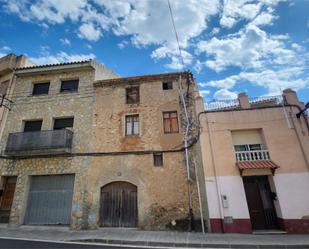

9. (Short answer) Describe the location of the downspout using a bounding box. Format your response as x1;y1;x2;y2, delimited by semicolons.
178;75;194;231
193;157;205;233
205;113;225;233
289;107;309;171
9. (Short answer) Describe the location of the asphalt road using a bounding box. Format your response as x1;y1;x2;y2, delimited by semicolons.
0;238;228;249
0;238;145;249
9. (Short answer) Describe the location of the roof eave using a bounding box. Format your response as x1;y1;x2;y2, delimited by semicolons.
15;61;94;76
93;71;191;87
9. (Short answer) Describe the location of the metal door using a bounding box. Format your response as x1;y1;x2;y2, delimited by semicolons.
243;176;278;230
24;174;75;225
100;182;137;227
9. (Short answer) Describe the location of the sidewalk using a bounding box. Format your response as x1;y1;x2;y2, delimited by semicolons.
0;225;309;248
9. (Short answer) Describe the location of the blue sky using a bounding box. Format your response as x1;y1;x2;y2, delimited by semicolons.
0;0;308;102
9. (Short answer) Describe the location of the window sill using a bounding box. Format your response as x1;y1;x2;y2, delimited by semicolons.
28;93;49;97
60;91;79;94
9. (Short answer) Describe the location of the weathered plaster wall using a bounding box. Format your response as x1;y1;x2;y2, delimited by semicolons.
88;79;199;230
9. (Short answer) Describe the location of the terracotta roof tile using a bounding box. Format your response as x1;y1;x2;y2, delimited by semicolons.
15;59;92;70
236;160;279;170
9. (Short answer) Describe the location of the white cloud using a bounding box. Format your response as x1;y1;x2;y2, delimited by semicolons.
59;38;71;46
29;51;95;65
0;46;11;58
2;0;304;75
199;89;211;97
214;89;238;99
118;40;129;49
219;0;262;29
3;0;220;69
251;9;277;26
196;24;302;72
78;23;102;41
203;66;309;96
210;27;220;35
151;48;193;70
0;46;11;52
30;0;87;24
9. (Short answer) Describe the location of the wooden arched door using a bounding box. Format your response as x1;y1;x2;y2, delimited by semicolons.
100;182;137;227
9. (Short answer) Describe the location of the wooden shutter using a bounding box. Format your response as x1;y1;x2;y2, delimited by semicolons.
170;112;179;132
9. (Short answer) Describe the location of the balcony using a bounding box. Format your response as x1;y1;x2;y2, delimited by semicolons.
235;150;270;161
5;129;73;157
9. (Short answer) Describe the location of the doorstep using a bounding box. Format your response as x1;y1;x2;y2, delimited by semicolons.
253;230;288;235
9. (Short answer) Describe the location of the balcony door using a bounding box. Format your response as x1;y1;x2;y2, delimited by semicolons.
243;176;278;230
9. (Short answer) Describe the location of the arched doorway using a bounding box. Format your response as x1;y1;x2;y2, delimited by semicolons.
100;181;137;227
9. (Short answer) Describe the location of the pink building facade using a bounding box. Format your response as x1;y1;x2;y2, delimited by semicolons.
197;89;309;234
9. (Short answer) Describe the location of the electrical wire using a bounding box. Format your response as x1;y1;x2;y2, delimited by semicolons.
167;0;185;69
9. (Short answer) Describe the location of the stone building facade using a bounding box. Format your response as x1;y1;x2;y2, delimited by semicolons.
0;60;118;228
86;73;207;230
0;62;207;231
197;89;309;234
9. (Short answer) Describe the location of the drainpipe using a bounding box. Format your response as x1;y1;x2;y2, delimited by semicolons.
178;75;194;231
289;107;309;171
205;113;225;233
193;158;205;233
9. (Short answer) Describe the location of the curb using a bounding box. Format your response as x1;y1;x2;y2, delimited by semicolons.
71;239;309;249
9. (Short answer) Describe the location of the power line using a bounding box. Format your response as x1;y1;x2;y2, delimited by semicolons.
167;0;185;69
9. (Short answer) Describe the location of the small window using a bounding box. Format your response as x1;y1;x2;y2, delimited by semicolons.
249;144;262;151
24;120;42;132
126;87;139;104
163;111;179;133
53;117;74;130
153;153;163;166
234;145;248;152
234;144;262;152
60;79;79;93
125;115;139;136
32;82;50;95
162;81;173;90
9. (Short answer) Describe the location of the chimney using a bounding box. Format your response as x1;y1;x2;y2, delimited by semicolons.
238;92;250;109
195;96;205;114
282;88;304;108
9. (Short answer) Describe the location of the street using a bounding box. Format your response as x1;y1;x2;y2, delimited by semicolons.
0;238;227;249
0;238;145;249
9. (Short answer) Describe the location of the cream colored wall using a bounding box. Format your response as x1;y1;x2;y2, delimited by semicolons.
200;107;309;177
200;103;309;224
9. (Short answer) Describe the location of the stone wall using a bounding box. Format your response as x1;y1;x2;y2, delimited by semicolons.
0;68;96;229
87;77;204;230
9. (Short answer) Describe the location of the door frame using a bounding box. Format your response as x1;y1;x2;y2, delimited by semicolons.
99;181;138;227
243;175;279;230
0;176;17;223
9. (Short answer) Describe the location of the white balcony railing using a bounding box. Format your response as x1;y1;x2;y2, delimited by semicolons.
235;150;270;161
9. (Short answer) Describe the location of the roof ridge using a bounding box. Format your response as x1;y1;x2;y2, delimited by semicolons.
15;59;93;70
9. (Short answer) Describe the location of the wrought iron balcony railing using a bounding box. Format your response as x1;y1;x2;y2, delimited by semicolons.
5;129;73;157
235;150;270;161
